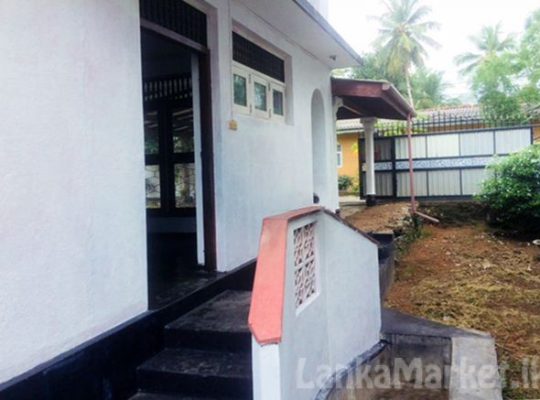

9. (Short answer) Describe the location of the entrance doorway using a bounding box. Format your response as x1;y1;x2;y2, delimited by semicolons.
140;23;215;308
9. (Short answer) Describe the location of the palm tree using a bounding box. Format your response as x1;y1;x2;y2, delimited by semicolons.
411;68;448;109
375;0;440;110
455;24;515;76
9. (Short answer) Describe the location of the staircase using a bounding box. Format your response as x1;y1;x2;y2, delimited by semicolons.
130;290;253;400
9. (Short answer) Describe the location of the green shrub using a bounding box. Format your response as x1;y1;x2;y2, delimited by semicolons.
477;145;540;232
338;175;354;191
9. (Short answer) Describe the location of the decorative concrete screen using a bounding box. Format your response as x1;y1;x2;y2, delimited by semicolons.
361;127;533;199
249;207;381;400
293;222;318;310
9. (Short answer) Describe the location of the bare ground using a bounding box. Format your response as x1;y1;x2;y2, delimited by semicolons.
346;202;412;233
347;204;540;399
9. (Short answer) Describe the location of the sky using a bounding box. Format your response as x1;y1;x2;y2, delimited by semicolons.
328;0;539;103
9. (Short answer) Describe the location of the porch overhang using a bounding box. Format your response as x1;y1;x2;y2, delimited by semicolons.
233;0;362;68
332;78;415;120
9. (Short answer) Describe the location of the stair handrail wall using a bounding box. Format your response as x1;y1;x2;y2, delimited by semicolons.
249;206;382;400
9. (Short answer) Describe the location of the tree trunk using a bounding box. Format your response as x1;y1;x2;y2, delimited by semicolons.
405;72;415;111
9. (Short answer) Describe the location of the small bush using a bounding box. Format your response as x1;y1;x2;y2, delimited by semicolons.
477;145;540;232
338;175;354;191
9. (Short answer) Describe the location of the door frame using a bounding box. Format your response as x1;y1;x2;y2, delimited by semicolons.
141;19;217;271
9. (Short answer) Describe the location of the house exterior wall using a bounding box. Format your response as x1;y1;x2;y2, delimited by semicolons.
207;0;339;271
0;0;147;385
337;133;360;183
534;123;540;143
0;0;342;384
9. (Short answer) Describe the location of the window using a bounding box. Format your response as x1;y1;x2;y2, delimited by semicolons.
233;65;250;114
233;74;247;107
253;79;267;112
272;88;284;117
337;143;343;168
232;33;287;121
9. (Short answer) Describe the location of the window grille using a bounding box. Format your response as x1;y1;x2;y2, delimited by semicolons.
140;0;207;46
143;74;192;103
233;33;285;82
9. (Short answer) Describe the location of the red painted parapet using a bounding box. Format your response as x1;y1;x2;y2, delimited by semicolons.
248;206;322;345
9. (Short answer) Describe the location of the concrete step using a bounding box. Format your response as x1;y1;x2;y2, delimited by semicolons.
165;290;252;353
137;347;252;399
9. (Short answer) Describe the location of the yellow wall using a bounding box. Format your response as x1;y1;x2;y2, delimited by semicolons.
337;133;360;183
533;124;540;144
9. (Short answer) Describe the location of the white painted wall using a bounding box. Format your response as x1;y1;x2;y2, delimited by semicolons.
252;211;381;400
0;0;147;384
0;0;344;383
202;0;340;271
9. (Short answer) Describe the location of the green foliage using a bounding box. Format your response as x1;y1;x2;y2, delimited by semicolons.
457;11;540;118
518;9;540;110
375;0;440;77
338;175;354;191
333;52;407;92
473;52;525;119
477;145;540;232
374;0;440;107
334;57;454;111
455;24;515;75
333;0;451;110
411;68;449;109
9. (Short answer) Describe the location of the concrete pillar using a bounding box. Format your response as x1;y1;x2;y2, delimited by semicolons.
362;117;377;206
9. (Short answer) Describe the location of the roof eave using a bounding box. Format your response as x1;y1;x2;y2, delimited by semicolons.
332;78;415;120
291;0;363;66
381;83;416;119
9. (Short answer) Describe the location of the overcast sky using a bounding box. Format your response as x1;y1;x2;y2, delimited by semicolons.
329;0;539;103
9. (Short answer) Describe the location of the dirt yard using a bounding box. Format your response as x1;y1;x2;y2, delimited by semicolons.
348;203;540;399
346;202;412;233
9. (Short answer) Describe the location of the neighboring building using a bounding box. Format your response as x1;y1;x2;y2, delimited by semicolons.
336;124;360;188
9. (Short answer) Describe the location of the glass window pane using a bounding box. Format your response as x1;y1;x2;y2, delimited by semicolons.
172;108;194;153
233;74;247;106
254;81;267;111
145;165;161;208
144;111;159;154
175;163;196;208
273;89;284;116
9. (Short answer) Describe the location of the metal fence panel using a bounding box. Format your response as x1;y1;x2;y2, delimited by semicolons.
427;134;460;158
376;172;393;196
375;139;392;161
397;171;428;197
460;131;494;156
395;136;426;159
461;168;488;195
363;126;532;200
495;129;531;154
428;170;461;195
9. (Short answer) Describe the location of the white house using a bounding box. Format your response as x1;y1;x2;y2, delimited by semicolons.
0;0;378;397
